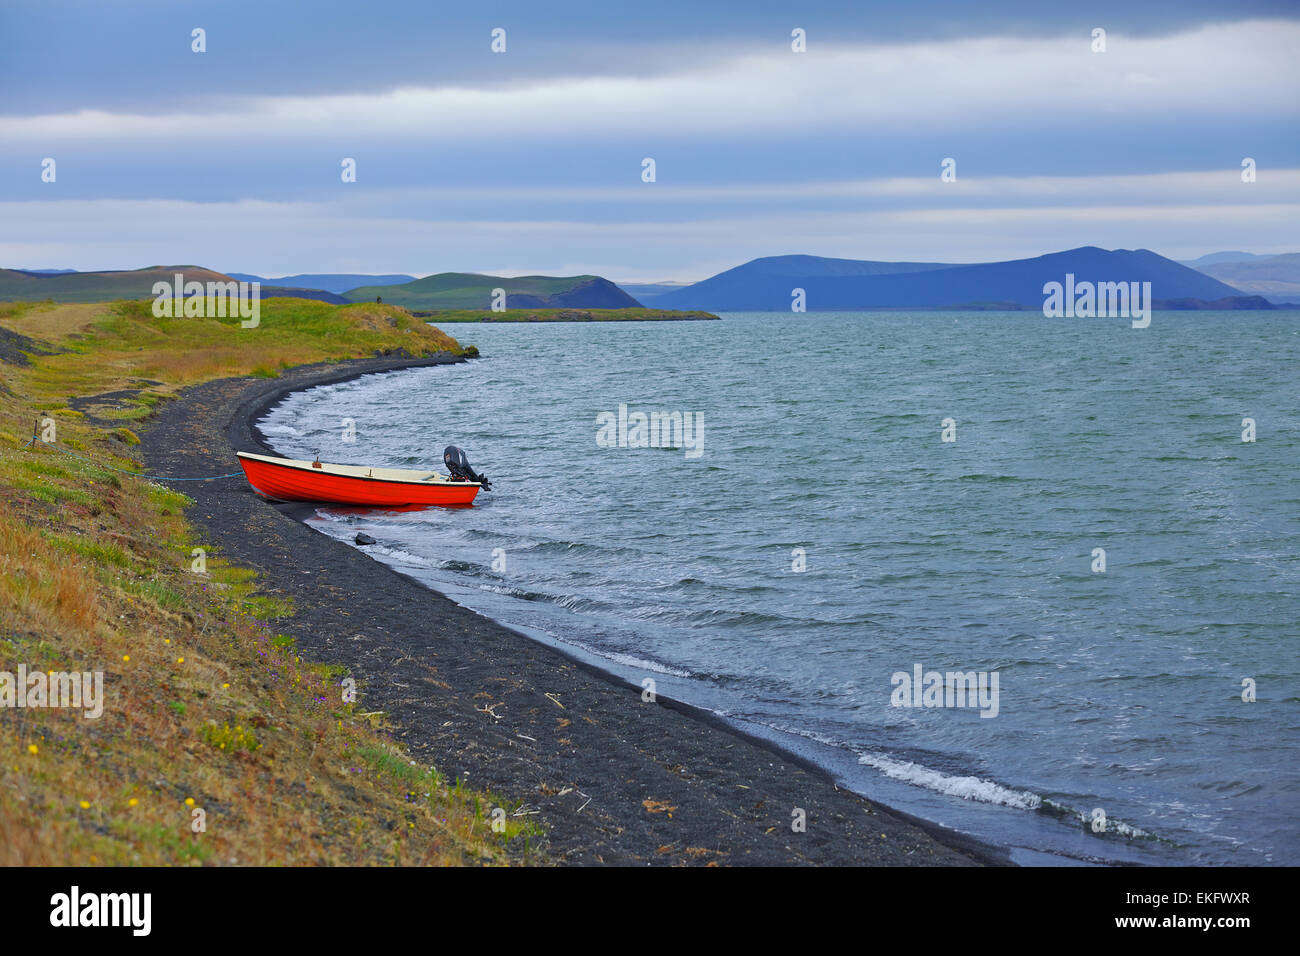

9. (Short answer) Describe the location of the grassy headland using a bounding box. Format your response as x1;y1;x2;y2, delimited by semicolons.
346;272;638;309
0;298;540;865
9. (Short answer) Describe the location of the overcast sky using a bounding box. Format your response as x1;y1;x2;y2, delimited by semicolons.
1;0;1297;280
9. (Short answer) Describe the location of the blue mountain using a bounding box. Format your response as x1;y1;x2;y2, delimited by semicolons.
227;273;415;294
649;248;1246;311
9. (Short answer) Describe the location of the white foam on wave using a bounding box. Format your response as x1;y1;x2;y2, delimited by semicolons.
317;528;435;568
310;511;349;524
1054;804;1150;839
358;542;436;568
745;720;1041;810
597;649;694;678
857;752;1044;810
260;423;304;437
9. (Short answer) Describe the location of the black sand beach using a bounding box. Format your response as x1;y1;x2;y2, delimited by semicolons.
140;353;1003;866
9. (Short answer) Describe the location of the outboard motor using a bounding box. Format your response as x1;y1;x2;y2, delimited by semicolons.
443;445;491;490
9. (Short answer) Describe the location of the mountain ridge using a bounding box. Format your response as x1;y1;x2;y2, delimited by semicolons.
649;247;1251;311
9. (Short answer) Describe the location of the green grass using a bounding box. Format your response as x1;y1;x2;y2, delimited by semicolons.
18;459;73;479
115;575;188;610
11;476;96;506
145;484;195;511
242;594;294;620
99;406;155;421
355;745;543;849
48;533;132;568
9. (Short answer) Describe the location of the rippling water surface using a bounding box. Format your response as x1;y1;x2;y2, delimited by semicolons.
261;311;1300;865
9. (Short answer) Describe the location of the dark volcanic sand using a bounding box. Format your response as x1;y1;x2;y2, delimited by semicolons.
141;353;1003;866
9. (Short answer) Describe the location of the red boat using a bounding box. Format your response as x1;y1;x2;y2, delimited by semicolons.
236;451;485;507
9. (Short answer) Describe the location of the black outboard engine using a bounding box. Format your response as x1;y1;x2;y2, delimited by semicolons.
443;445;491;490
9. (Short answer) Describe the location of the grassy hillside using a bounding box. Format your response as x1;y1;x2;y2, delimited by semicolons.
345;273;641;310
1;298;473;387
0;266;240;303
0;299;539;865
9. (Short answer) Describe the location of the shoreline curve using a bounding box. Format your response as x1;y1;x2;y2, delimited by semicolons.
141;351;1009;866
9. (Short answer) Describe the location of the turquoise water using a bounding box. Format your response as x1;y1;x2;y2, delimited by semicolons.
260;311;1300;865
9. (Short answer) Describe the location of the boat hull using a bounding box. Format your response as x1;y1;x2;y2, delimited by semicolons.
237;453;480;506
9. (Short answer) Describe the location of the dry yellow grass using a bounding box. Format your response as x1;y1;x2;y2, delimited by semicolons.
0;301;105;340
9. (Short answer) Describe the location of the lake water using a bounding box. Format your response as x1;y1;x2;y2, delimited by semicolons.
259;311;1300;865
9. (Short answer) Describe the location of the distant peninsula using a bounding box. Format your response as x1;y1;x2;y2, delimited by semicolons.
346;272;641;310
410;307;719;322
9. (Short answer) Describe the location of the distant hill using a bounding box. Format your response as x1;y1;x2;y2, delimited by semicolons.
1185;253;1300;303
650;248;1248;311
343;273;642;309
0;266;244;303
635;256;956;307
617;281;693;300
1178;251;1266;269
228;273;415;294
0;266;354;304
1153;295;1275;310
